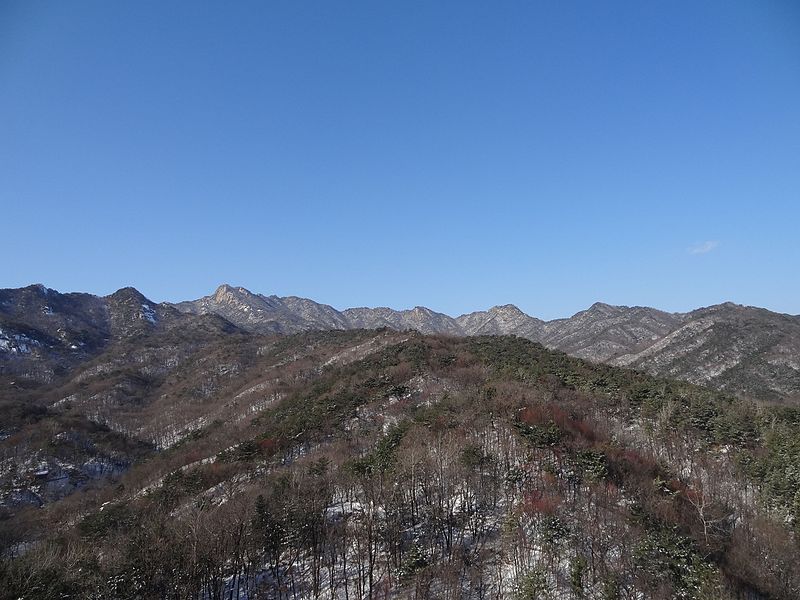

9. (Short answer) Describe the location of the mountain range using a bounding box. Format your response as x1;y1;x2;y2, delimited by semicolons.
3;283;800;598
176;284;800;402
2;283;799;402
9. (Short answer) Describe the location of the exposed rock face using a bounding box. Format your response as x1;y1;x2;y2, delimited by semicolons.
173;284;307;334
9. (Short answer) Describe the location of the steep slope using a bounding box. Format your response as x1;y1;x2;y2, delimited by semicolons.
0;328;407;508
104;287;183;337
0;285;237;386
540;302;687;362
613;303;800;402
3;333;800;599
280;296;351;330
173;284;308;334
0;285;110;383
456;304;545;338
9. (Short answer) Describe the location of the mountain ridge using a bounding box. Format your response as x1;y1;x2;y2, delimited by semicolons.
3;282;799;402
3;285;800;598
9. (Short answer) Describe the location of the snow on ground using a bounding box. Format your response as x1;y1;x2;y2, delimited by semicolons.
141;303;158;324
0;329;40;354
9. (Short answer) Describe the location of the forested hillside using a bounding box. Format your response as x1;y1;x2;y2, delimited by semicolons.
2;329;799;599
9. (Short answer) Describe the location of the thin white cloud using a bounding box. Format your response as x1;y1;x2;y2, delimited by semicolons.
687;240;720;255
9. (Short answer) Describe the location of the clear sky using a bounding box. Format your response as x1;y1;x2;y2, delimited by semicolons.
2;1;799;319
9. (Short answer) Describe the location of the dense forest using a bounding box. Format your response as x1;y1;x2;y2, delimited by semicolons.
2;331;800;599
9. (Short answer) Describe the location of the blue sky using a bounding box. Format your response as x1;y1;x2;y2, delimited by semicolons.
2;1;798;319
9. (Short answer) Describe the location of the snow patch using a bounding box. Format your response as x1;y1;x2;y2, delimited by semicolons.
141;303;158;324
0;330;40;354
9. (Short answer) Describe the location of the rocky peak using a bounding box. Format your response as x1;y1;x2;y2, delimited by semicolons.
581;302;621;317
213;284;251;305
103;287;167;336
488;304;535;319
26;283;52;297
106;287;149;305
1;285;189;384
175;285;307;334
456;304;544;338
489;303;520;314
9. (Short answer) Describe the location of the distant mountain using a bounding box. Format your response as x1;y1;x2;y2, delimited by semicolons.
343;305;462;335
3;283;799;402
281;295;352;330
611;302;800;401
456;304;545;338
173;284;308;334
538;302;686;362
172;285;800;402
3;284;799;598
176;285;463;336
0;284;237;385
